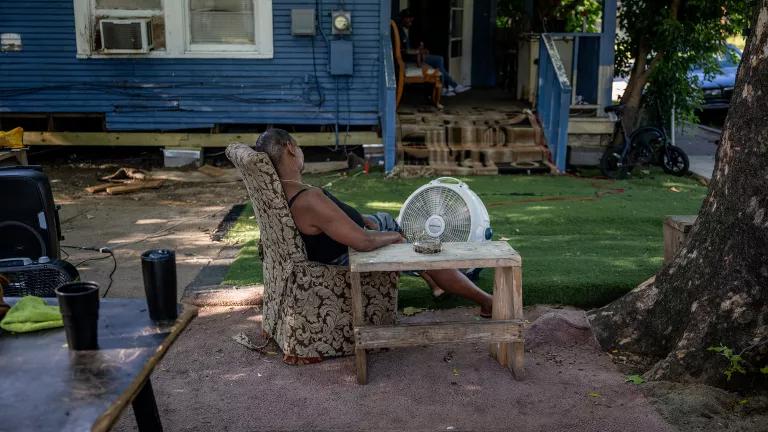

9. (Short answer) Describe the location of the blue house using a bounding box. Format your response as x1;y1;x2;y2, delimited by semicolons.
0;0;618;172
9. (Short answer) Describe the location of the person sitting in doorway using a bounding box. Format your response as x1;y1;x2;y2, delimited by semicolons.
396;9;471;97
256;128;493;317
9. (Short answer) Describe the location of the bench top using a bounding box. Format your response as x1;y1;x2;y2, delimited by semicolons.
664;215;697;232
349;241;521;273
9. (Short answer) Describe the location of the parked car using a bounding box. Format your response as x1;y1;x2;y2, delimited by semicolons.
690;45;743;110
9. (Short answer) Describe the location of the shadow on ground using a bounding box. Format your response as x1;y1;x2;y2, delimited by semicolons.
113;306;675;432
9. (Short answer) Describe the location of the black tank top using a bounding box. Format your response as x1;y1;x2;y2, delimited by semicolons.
288;188;365;264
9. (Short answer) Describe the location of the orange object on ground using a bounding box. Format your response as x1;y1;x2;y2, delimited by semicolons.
0;127;24;149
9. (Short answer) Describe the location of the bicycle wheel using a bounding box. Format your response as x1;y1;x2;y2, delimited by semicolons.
600;147;628;179
662;146;690;176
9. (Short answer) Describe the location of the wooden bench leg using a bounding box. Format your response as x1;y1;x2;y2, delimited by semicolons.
490;266;525;380
350;272;368;384
510;266;525;380
16;150;28;166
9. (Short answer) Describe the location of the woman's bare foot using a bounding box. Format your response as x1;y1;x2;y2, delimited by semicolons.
421;271;446;298
480;303;492;318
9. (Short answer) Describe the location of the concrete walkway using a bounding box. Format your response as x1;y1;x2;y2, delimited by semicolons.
674;124;720;181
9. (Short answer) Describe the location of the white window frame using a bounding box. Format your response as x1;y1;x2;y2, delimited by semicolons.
74;0;273;59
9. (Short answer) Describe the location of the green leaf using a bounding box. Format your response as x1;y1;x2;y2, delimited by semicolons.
707;344;729;355
760;366;768;375
588;391;601;398
625;374;646;385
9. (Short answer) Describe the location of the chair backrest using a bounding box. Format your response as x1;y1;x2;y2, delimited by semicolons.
390;20;405;71
225;143;307;267
389;20;405;82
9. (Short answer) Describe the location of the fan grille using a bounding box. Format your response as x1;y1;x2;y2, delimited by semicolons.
400;186;472;242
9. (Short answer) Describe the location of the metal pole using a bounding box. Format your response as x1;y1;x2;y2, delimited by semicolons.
671;94;676;146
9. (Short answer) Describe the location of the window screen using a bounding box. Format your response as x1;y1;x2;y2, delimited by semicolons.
190;0;255;44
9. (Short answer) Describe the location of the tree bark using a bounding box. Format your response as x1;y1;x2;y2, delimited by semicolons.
588;1;768;388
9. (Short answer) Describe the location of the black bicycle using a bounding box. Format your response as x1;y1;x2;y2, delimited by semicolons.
600;105;690;179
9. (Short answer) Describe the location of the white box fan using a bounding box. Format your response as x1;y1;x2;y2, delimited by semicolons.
397;177;492;278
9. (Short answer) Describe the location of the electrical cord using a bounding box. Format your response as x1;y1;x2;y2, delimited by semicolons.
309;36;326;107
335;79;341;149
61;245;117;298
345;75;352;147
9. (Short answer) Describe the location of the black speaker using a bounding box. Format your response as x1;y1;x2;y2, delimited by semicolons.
0;166;62;260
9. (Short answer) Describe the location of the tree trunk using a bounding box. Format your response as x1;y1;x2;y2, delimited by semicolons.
588;1;768;388
619;41;650;130
620;0;681;130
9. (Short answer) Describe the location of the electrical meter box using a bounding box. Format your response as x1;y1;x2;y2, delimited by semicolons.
291;9;316;36
329;40;354;76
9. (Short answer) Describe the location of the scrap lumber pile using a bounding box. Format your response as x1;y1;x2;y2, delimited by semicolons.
397;108;554;175
85;168;164;195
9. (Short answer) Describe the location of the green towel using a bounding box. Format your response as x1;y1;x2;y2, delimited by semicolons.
0;296;63;333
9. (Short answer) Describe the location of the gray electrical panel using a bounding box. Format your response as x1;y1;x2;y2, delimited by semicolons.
329;40;354;76
291;9;316;36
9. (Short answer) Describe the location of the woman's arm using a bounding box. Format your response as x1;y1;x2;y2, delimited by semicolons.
292;189;403;252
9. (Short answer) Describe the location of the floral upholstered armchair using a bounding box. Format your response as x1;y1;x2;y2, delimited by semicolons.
226;143;399;364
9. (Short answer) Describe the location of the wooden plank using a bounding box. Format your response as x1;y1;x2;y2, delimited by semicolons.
567;117;615;134
510;266;525;380
105;180;165;195
349;241;521;273
490;267;514;366
302;161;348;174
22;131;380;148
350;272;367;385
85;183;112;194
355;320;523;349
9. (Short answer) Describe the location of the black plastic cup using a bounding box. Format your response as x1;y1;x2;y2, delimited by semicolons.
55;281;100;351
141;249;178;322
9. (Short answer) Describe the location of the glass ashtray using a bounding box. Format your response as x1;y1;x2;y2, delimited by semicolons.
413;239;442;254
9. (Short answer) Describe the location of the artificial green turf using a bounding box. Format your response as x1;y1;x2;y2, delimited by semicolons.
222;169;707;309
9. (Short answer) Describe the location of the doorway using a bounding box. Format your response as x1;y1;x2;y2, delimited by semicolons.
401;0;474;86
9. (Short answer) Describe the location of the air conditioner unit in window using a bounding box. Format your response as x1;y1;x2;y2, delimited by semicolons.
100;18;153;54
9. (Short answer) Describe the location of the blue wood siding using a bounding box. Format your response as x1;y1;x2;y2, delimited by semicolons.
0;0;384;131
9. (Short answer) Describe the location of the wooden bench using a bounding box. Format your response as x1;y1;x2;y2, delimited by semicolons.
663;215;697;263
349;241;524;384
0;147;29;165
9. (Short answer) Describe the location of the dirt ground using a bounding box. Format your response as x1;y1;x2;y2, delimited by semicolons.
35;160;768;432
46;164;246;299
110;306;676;432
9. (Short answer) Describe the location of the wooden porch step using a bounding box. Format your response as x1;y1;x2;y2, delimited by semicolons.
396;107;551;175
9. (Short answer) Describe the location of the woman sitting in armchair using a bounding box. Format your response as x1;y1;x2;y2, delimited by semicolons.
256;128;493;317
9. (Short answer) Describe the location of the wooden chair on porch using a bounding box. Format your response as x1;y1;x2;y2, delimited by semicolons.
390;20;443;109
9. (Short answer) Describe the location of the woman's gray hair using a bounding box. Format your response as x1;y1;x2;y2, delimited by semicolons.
254;128;296;167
